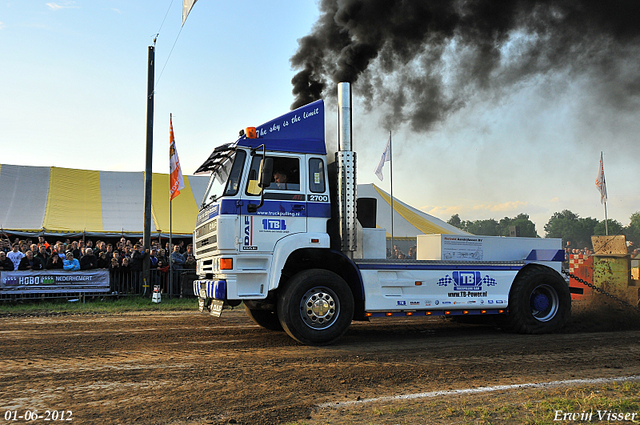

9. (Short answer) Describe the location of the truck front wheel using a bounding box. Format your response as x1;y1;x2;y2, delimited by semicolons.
277;269;354;345
502;265;571;334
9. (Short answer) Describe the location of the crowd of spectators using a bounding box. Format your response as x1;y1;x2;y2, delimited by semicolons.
0;235;195;273
563;240;639;262
386;244;417;260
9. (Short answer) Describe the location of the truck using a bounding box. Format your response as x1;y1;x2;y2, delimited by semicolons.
192;82;571;345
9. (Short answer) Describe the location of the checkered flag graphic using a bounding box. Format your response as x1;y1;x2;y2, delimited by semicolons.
438;275;453;287
481;275;497;287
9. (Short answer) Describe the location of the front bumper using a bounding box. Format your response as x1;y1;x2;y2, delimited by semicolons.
193;279;226;300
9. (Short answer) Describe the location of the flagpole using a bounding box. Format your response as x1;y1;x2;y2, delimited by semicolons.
604;201;608;236
603;152;608;236
169;113;174;296
170;192;173;295
389;131;394;253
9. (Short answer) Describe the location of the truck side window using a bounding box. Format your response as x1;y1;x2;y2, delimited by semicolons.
246;156;300;195
309;158;325;193
271;157;300;191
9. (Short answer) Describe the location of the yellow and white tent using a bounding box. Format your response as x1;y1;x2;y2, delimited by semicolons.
0;164;209;237
358;183;467;241
0;165;464;240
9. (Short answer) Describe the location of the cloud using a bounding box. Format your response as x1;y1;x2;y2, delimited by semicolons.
46;1;78;11
472;201;530;213
422;201;534;221
421;205;464;218
0;22;4;30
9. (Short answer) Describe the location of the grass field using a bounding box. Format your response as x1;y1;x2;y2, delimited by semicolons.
0;295;197;315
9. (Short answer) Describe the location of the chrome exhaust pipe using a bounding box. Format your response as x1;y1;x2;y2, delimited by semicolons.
337;82;357;253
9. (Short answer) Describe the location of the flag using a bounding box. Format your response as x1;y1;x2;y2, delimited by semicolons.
595;151;607;204
182;0;198;25
170;115;185;200
374;134;391;181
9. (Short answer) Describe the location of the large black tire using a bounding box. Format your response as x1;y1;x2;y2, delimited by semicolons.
501;265;571;334
244;305;283;331
277;269;354;345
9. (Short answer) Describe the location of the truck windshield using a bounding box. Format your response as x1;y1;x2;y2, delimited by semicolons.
202;150;246;207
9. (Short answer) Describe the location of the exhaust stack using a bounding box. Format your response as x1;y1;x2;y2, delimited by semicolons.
337;82;357;253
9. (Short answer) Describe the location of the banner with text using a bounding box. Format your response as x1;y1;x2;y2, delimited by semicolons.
0;270;110;295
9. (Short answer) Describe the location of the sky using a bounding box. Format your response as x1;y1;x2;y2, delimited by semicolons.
2;0;639;236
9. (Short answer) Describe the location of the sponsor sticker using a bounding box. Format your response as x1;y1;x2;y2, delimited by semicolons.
262;219;286;231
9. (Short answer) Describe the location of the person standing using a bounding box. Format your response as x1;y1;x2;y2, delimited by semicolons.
35;245;50;265
170;245;185;269
63;252;81;271
18;251;44;271
80;248;98;270
0;251;14;271
7;244;25;271
46;252;64;270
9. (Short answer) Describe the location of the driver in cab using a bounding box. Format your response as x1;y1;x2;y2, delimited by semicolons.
273;170;288;189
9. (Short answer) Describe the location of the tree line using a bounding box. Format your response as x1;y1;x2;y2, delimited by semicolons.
447;211;640;249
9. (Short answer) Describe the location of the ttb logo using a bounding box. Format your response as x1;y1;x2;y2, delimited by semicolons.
262;219;286;231
453;271;482;291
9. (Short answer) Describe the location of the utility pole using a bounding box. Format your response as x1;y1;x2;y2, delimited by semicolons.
143;44;155;296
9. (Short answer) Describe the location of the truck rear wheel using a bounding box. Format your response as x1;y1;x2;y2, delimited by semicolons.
277;269;354;345
502;265;571;334
244;305;283;331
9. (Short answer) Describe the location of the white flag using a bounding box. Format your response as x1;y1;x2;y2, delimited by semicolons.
182;0;198;26
595;151;607;204
374;135;391;181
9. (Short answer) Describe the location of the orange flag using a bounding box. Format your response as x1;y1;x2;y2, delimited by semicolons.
170;115;185;200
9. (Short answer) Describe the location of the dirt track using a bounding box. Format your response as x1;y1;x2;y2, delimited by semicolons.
2;300;640;425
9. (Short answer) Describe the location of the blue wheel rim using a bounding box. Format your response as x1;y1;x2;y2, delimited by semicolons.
529;284;559;322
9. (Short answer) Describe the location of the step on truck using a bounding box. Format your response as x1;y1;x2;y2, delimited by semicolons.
193;82;571;345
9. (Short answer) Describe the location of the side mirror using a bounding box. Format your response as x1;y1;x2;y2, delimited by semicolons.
248;157;273;213
259;158;273;188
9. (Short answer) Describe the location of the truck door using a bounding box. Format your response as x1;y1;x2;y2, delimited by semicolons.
242;154;307;252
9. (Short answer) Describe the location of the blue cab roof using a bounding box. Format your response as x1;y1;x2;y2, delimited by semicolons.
237;99;326;155
195;100;325;174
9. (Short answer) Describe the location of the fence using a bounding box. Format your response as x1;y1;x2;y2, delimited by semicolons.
0;268;198;301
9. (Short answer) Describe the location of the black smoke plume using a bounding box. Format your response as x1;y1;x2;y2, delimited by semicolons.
290;0;640;131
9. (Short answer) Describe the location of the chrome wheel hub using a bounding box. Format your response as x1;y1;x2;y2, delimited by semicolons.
300;286;340;330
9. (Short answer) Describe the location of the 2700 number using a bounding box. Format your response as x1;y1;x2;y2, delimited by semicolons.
308;195;329;202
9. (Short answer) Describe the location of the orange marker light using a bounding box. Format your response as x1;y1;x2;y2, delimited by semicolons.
463;310;469;315
415;281;422;286
481;310;487;314
444;311;451;315
386;312;393;316
220;258;233;270
426;311;432;315
245;127;257;138
406;312;413;316
365;312;372;317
